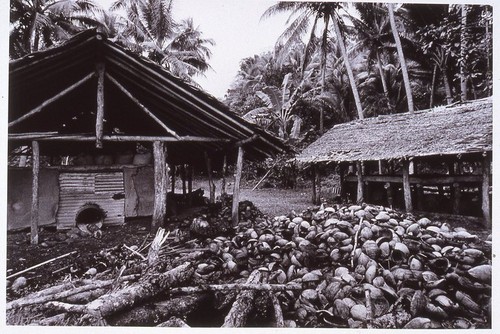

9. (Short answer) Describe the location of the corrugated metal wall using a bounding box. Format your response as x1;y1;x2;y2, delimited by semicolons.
57;172;125;229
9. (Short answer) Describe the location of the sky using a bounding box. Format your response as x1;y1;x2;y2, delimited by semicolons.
99;0;290;99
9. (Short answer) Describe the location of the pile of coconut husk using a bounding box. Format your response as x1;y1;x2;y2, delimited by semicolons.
6;202;492;328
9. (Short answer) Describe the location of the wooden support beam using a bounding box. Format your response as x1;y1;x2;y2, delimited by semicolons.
385;183;393;208
106;73;181;140
415;184;424;211
204;153;215;204
9;72;94;127
232;147;244;227
481;155;491;227
152;142;168;232
95;63;105;148
187;165;193;206
221;155;227;196
312;164;317;204
315;164;322;205
338;163;346;202
170;165;176;193
402;160;413;212
344;174;483;185
9;133;231;143
356;161;364;204
452;183;461;215
181;165;187;195
31;141;40;245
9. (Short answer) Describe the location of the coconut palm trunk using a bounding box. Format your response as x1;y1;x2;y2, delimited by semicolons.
376;51;392;111
330;9;364;120
460;4;469;102
387;3;414;113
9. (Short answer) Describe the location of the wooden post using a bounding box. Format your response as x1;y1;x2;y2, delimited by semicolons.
385;183;393;208
481;155;491;227
452;183;461;215
232;147;244;227
170;165;176;194
95;63;105;149
316;164;322;205
221;155;227;196
181;165;187;195
204;153;215;203
416;184;424;211
312;164;317;204
356;161;364;204
402;160;413;212
152;142;168;231
338;163;346;203
31;141;40;245
187;165;193;206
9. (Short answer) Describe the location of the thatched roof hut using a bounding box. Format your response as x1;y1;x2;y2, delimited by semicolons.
295;98;492;226
296;98;492;164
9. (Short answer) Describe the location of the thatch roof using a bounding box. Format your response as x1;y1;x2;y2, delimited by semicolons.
9;29;287;164
295;97;492;164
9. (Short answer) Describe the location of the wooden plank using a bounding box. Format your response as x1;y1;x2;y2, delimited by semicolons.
106;73;181;140
356;161;364;203
481;156;491;227
95;63;105;148
9;72;94;127
31;141;40;245
152;141;168;231
402;160;413;212
344;174;483;185
232;147;244;227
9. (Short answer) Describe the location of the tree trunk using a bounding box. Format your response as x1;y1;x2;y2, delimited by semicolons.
152;141;168;231
460;4;469;102
376;51;392;111
330;9;364;119
222;270;262;327
387;3;414;113
86;262;195;318
429;64;437;108
232;147;244;227
31;140;40;245
443;69;453;105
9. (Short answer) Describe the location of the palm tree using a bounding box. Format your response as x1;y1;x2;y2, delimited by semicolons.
10;0;100;57
262;1;364;126
387;3;414;113
109;0;214;82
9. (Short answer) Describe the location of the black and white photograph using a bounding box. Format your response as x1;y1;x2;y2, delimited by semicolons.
3;0;496;330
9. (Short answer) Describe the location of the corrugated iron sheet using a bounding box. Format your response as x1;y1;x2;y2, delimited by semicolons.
57;172;125;229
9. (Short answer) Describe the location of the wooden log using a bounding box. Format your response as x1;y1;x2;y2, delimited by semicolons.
204;153;215;203
344;174;483;184
187;165;193;206
402;160;413;212
157;317;190;327
482;155;491;227
170;283;302;294
63;288;108;304
269;292;284;327
45;301;87;313
95;63;105;148
35;313;67;326
108;294;206;326
356;161;364;204
385;183;394;208
6;274;140;310
181;164;187;195
364;287;373;329
9;72;94;127
222;269;262;327
232;146;244;227
452;182;461;215
9;133;232;143
316;163;322;205
31;140;40;245
152;141;168;231
338;163;346;202
86;261;195;318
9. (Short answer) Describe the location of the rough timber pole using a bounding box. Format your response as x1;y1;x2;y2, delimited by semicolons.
31;141;40;245
312;164;317;204
187;165;193;206
221;155;227;196
204;152;215;203
482;155;491;227
356;161;364;204
402;160;413;212
152;141;168;231
95;63;105;149
232;146;244;227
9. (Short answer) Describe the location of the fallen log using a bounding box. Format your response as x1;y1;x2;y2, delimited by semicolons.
157;316;190;327
35;313;67;326
7;251;78;280
269;292;284;327
170;283;302;294
86;261;195;317
6;274;140;310
222;269;262;327
63;288;108;304
107;294;207;326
